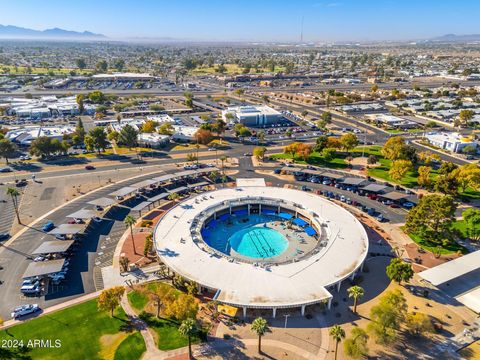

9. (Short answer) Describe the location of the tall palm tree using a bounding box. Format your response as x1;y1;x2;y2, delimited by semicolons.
179;318;198;359
330;324;345;360
6;187;21;224
124;215;137;255
251;317;269;354
219;156;228;175
347;285;365;313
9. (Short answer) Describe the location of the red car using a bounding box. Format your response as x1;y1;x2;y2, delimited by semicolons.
85;165;95;170
390;204;400;208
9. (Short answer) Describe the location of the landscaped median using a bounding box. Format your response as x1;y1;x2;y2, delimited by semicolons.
0;298;146;360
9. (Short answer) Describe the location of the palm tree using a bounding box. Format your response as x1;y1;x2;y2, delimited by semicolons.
124;215;137;255
179;318;198;359
347;285;365;313
168;192;180;202
6;187;21;224
221;175;228;188
251;317;269;354
219;156;228;175
330;324;345;360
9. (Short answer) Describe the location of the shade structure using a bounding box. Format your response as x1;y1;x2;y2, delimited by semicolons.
48;224;84;235
130;201;153;212
322;172;344;180
66;209;96;219
168;186;188;193
293;217;308;227
361;184;387;193
380;191;410;201
23;259;65;279
304;226;317;236
32;240;75;255
87;197;117;207
149;192;169;202
152;174;175;183
341;177;367;186
187;181;209;188
109;186;137;198
131;179;156;189
278;212;293;220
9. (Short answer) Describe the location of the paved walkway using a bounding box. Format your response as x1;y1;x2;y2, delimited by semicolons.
120;293;165;360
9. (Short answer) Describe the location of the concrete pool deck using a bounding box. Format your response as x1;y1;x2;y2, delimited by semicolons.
154;186;369;313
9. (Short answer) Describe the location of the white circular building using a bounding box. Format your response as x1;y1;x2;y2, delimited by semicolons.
154;184;369;317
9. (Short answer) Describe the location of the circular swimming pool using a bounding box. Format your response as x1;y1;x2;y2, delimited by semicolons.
229;226;288;259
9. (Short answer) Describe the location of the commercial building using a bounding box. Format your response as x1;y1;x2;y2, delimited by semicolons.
91;72;154;81
137;133;170;148
425;132;478;153
365;114;418;129
6;125;76;146
222;105;283;127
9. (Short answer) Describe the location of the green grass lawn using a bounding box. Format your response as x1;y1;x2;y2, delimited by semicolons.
405;228;468;255
114;332;146;360
451;219;480;239
127;282;181;313
0;299;133;360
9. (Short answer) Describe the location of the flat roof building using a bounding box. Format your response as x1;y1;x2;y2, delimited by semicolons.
425;132;478;153
222;105;283;127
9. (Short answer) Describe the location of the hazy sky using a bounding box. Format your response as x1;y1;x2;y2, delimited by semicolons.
0;0;479;42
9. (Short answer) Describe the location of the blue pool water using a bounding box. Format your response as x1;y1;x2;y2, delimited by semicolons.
201;214;289;259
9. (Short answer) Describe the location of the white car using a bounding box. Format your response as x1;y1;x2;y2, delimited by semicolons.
22;279;39;287
21;283;41;295
11;304;40;319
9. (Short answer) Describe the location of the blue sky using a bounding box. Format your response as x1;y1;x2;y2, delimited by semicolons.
0;0;479;41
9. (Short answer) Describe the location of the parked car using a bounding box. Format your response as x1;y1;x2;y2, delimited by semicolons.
402;202;416;209
0;167;12;173
21;283;42;295
0;233;10;241
11;304;40;319
85;165;95;170
42;221;55;232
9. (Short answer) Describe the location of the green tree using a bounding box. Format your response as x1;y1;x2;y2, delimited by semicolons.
118;124;138;149
251;317;269;354
340;133;359;153
97;286;125;317
386;258;414;285
381;136;412;161
388;160;412;181
344;327;369;359
124;215;137;255
314;135;329;152
0;138;17;164
168;192;180;202
113;59;125;72
321;111;332;123
6;187;21;224
253;146;267;161
96;60;108;72
87;127;108;153
74;118;86;145
367;289;407;345
158;123;174;135
417;165;432;188
406;194;457;244
462;208;480;239
88;90;106;104
179;319;198;360
459;109;474;126
330;324;346;360
76;58;87;70
347;286;365;313
405;312;434;337
367;154;378;165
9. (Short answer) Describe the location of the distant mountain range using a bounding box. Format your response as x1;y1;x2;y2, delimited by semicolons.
0;24;106;39
429;33;480;43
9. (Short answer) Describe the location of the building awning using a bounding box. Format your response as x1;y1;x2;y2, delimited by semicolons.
293;218;308;227
131;201;153;212
149;192;169;202
341;177;367;186
305;226;317;236
278;212;293;220
361;184;388;193
66;209;96;219
131;179;156;189
48;224;84;235
23;259;65;279
380;191;409;201
322;172;344;180
87;197;117;207
109;186;137;198
419;250;480;286
32;240;75;255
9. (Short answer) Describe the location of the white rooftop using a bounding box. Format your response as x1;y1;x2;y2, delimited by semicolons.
236;178;266;187
154;186;368;308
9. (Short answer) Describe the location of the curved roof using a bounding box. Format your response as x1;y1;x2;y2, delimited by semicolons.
154;186;369;308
